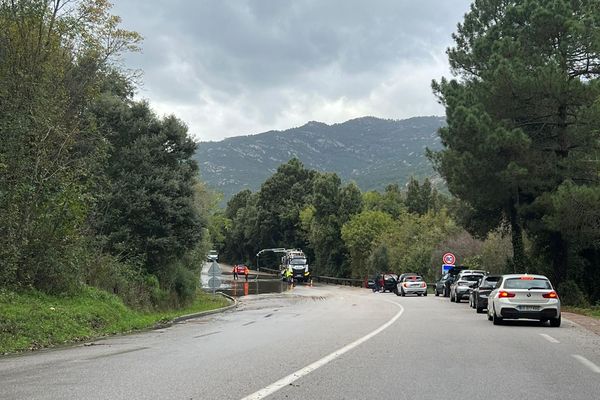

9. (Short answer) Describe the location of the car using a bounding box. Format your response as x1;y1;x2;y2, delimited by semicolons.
396;274;427;296
434;266;466;297
207;250;218;262
469;274;501;313
233;264;249;276
487;274;561;327
380;273;399;293
450;271;485;302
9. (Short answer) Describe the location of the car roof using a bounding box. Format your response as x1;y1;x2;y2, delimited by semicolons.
500;274;549;279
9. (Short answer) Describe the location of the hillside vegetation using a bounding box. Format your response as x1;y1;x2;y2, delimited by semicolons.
195;116;445;202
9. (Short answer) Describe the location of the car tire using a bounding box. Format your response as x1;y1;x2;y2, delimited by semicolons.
492;307;503;325
487;310;493;321
435;290;439;297
455;294;461;303
549;315;561;327
395;289;401;297
424;291;427;296
401;289;405;297
476;307;484;314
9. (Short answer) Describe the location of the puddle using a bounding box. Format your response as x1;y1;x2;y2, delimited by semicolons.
200;262;295;297
212;278;292;297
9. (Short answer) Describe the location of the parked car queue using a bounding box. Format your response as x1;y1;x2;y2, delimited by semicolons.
368;268;562;327
433;267;561;327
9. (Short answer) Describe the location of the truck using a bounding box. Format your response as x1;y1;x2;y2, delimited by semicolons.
281;249;311;283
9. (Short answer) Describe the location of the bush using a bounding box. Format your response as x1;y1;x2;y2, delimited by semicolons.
557;280;589;307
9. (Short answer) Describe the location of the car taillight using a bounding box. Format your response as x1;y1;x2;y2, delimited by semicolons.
421;282;426;288
498;291;515;298
403;283;408;287
543;291;558;299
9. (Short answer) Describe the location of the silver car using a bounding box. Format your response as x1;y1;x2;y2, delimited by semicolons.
487;274;561;327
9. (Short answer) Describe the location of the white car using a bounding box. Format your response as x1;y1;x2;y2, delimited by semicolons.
397;275;428;296
487;274;561;327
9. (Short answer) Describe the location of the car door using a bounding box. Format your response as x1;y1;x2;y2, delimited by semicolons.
488;277;503;314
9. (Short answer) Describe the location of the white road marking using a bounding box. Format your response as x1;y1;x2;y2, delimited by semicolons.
572;355;600;374
539;333;560;343
240;300;404;400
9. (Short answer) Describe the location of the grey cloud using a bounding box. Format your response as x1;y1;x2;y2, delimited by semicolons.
112;0;472;140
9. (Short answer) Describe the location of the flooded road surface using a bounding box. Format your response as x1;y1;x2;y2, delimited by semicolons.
219;278;292;297
200;262;293;296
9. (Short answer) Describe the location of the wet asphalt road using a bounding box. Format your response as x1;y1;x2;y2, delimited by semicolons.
1;284;600;400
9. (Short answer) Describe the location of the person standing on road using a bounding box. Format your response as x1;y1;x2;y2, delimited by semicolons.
372;272;382;293
233;265;238;280
244;265;249;281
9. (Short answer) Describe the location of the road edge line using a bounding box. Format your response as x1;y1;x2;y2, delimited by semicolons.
539;333;560;343
572;354;600;374
240;300;404;400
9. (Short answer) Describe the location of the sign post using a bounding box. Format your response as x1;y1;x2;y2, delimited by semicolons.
207;261;222;294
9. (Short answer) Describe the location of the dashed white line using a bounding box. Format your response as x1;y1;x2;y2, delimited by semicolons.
539;333;560;343
240;301;404;400
573;355;600;374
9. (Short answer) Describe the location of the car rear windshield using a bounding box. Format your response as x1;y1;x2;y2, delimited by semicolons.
461;275;482;281
290;259;307;265
504;278;551;289
404;276;423;281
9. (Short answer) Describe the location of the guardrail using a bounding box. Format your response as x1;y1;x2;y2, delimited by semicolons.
256;267;437;291
313;275;364;287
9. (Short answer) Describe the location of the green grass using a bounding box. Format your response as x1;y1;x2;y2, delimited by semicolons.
563;306;600;319
0;287;230;354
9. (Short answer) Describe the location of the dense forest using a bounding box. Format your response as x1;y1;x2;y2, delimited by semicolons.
0;0;215;308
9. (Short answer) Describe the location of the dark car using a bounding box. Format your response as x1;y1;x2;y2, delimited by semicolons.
373;273;399;293
434;266;466;297
469;274;501;313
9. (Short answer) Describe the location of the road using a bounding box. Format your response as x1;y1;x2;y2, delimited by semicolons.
1;284;600;400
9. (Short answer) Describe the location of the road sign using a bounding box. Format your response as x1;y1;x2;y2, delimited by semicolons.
207;277;221;289
442;252;456;265
207;261;221;275
442;264;453;274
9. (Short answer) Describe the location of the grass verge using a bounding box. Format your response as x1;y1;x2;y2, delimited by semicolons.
0;286;230;355
563;306;600;319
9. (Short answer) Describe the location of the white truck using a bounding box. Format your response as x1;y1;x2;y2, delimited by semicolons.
281;249;310;283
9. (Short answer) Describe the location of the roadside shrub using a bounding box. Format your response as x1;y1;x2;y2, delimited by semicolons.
557;280;589;307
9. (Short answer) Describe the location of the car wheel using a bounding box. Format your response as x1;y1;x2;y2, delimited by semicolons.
492;307;503;325
424;291;427;297
476;306;484;314
401;289;405;296
395;289;401;297
549;315;561;327
435;289;439;297
455;294;461;303
487;309;493;321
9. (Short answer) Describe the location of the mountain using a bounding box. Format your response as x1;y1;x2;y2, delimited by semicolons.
194;116;445;203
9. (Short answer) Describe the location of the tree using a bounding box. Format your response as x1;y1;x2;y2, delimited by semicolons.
341;211;395;278
0;0;141;292
91;97;205;281
432;0;600;285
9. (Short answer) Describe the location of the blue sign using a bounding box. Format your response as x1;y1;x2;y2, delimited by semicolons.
442;264;454;274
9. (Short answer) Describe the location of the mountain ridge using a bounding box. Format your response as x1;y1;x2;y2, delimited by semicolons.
194;116;445;202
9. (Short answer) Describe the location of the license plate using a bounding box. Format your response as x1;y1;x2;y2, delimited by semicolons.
519;305;539;311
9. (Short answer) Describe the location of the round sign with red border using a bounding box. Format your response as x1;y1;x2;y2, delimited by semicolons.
443;252;456;265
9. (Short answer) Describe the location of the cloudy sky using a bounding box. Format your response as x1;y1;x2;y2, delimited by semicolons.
111;0;472;141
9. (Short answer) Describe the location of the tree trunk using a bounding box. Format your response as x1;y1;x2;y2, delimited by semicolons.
549;232;569;286
509;202;525;273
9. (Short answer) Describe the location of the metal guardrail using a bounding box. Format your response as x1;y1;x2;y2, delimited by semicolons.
314;275;364;287
256;267;438;290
